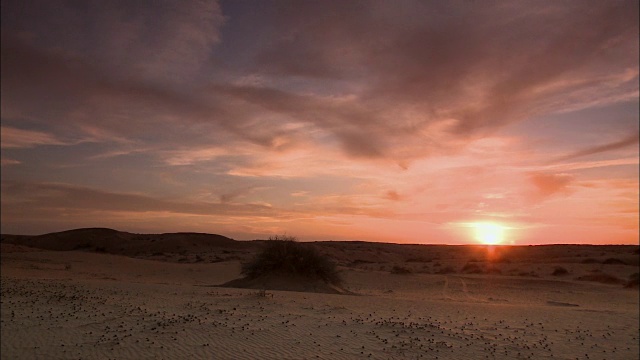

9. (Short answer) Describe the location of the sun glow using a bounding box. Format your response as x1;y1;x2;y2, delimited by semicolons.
472;222;506;245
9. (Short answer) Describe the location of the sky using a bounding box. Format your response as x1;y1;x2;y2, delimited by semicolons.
1;0;638;245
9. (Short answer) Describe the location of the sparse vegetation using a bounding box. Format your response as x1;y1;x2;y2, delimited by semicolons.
624;273;639;288
575;273;624;285
390;265;412;274
581;258;599;264
241;235;342;286
253;289;273;298
517;270;538;277
461;263;483;274
551;266;569;276
602;258;627;265
435;266;456;274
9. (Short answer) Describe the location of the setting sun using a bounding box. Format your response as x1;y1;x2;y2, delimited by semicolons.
472;222;506;245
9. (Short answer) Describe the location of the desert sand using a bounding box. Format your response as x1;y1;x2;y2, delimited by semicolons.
1;230;638;359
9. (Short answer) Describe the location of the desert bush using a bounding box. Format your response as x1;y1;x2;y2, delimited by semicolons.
253;289;273;298
575;273;624;285
602;258;627;265
518;271;538;277
390;265;412;274
241;235;342;286
581;258;599;264
351;259;375;265
624;272;639;288
494;257;511;264
461;263;483;274
435;266;456;274
551;266;569;276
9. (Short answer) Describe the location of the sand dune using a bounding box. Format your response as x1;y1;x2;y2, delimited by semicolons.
1;230;638;359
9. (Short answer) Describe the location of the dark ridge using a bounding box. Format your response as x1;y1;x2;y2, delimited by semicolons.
41;227;123;235
0;228;244;255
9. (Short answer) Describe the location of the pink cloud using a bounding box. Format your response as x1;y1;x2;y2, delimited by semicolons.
528;172;575;199
1;158;21;166
0;126;69;148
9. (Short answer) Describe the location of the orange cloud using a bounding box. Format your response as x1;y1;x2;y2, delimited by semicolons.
528;172;575;199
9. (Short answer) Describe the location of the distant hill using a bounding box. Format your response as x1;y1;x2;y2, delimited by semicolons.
0;228;251;258
2;228;638;268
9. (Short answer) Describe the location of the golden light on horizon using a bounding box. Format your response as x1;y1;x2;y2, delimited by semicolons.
472;222;506;245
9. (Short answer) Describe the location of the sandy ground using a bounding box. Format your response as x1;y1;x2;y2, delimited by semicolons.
1;247;638;359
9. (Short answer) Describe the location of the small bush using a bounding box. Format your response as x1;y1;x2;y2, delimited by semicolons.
518;271;538;277
461;263;483;274
435;266;456;274
551;266;569;276
581;258;599;264
241;236;342;286
602;258;627;265
390;265;412;274
493;257;511;264
575;273;624;285
253;289;273;298
624;273;639;288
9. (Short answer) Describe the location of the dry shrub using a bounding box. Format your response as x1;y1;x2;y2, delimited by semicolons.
624;273;639;288
581;258;599;264
461;263;483;274
435;266;456;274
242;235;342;286
493;257;511;264
575;273;624;285
602;258;627;265
390;265;412;274
551;266;569;276
517;271;538;277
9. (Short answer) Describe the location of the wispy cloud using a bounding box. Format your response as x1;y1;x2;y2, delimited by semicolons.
3;1;637;165
1;126;71;148
552;133;639;162
1;158;21;166
1;181;276;217
0;1;637;243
